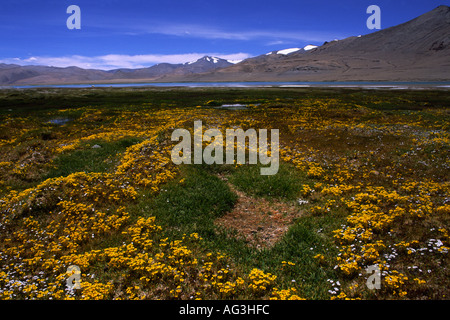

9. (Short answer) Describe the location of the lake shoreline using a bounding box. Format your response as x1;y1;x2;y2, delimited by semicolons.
3;81;450;90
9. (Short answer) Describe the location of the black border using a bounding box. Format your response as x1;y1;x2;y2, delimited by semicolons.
1;299;448;318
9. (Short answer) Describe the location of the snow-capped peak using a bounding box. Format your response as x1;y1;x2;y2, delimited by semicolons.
186;56;222;65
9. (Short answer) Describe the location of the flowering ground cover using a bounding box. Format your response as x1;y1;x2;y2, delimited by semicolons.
0;87;448;300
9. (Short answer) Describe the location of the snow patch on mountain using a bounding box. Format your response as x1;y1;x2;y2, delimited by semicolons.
204;56;218;63
266;45;318;56
303;45;318;51
277;48;301;55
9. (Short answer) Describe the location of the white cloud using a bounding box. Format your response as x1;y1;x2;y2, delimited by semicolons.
134;23;342;43
0;52;252;70
266;40;291;46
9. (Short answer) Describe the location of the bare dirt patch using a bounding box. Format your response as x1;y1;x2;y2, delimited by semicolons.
215;177;303;249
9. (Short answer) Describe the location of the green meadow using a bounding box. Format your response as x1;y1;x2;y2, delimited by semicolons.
0;87;449;300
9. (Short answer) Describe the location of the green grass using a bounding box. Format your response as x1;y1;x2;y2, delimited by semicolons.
46;137;142;178
229;162;310;200
262;209;348;298
138;165;237;236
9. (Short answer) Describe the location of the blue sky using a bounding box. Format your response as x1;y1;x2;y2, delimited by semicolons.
0;0;448;69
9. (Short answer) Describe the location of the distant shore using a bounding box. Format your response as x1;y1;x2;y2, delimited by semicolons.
3;81;450;90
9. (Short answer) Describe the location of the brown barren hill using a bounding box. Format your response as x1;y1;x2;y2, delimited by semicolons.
187;5;450;82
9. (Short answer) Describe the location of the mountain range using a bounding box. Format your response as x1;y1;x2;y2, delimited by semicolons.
0;56;237;85
1;5;450;85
